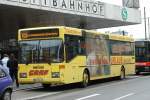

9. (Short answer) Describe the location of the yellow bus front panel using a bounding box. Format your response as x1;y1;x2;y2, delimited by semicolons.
18;64;64;84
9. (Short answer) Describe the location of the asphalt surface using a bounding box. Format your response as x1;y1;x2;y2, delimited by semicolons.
12;75;150;100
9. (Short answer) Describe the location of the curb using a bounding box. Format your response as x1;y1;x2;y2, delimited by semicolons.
13;85;42;92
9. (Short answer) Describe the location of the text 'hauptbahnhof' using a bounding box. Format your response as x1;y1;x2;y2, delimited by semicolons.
0;0;141;57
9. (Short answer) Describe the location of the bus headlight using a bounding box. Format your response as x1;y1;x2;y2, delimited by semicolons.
20;73;27;78
52;72;60;78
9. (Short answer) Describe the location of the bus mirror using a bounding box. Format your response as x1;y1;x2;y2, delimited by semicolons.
25;61;29;65
48;62;51;65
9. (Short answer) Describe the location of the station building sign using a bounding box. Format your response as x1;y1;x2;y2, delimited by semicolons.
3;0;105;17
122;0;140;8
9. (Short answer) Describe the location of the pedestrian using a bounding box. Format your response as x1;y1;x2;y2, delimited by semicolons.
0;53;2;59
0;60;3;65
7;53;19;88
1;54;9;73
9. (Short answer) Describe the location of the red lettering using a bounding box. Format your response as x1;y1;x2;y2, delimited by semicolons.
44;70;48;75
29;70;49;76
111;57;123;64
29;70;34;76
34;70;39;75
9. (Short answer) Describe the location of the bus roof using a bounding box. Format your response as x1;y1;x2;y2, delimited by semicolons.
18;26;63;31
108;34;134;42
18;26;134;42
135;39;150;42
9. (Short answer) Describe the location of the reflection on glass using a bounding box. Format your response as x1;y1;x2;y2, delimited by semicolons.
19;39;64;64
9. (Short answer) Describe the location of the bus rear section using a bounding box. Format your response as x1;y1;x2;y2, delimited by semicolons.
135;40;150;74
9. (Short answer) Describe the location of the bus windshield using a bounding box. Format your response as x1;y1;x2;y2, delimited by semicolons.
19;39;64;64
135;47;147;62
135;41;150;62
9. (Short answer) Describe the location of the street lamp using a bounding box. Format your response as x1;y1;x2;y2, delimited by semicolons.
144;7;147;40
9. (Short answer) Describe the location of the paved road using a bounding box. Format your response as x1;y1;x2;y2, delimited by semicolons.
12;75;150;100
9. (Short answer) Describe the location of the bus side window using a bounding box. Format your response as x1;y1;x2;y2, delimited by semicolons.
65;35;77;62
110;40;122;55
78;37;86;55
148;42;150;60
65;35;85;62
131;42;135;55
110;40;134;56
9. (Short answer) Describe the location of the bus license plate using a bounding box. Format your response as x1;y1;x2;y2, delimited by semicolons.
33;78;43;83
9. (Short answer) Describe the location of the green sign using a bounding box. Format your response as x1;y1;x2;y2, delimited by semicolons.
121;8;128;21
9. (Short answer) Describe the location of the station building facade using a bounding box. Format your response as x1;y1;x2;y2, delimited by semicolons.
0;0;141;57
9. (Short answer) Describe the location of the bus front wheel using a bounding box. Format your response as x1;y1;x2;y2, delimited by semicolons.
42;84;51;88
80;70;89;88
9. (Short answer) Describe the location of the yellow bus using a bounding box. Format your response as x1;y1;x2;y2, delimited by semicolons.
18;26;135;88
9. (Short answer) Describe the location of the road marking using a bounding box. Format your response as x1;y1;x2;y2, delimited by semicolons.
20;92;59;100
113;93;135;100
76;94;101;100
86;75;144;92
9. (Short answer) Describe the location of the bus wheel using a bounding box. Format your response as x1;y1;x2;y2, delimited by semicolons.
81;70;89;88
42;84;51;88
136;69;140;75
120;67;125;80
136;72;140;75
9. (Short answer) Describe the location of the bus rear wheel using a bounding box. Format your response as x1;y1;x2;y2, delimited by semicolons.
81;70;89;88
136;69;140;75
120;67;125;80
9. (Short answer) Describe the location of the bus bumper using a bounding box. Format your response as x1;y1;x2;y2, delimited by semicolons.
19;78;64;84
136;66;150;73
